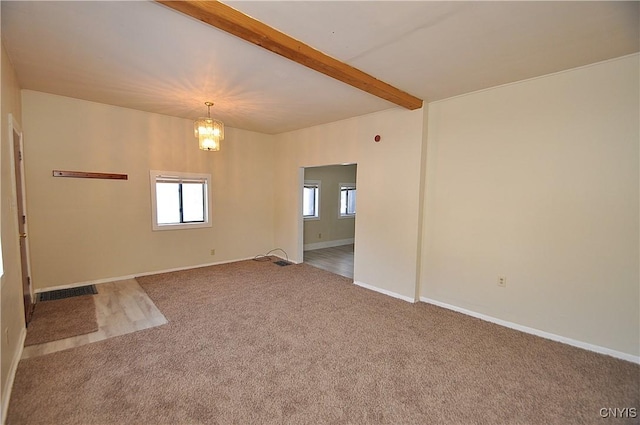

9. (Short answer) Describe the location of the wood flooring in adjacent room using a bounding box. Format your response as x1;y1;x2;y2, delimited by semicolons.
304;244;354;279
21;279;167;359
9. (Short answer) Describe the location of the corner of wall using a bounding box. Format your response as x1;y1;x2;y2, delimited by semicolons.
1;40;26;422
1;326;26;424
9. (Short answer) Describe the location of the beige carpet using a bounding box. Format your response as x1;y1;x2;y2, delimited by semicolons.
24;295;98;346
7;260;639;424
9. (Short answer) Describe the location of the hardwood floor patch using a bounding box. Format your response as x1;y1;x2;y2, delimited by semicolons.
304;244;354;279
22;279;167;359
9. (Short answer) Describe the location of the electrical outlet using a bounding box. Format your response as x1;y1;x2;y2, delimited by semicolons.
318;233;322;239
497;276;507;287
4;328;9;345
210;249;216;256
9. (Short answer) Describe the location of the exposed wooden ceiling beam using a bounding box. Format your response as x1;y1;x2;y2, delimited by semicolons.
156;0;423;110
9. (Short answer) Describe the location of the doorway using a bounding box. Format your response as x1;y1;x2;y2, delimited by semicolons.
9;114;34;323
301;164;357;279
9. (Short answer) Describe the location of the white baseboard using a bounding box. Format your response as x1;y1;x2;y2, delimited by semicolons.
34;257;257;293
2;326;26;424
354;281;416;303
420;297;640;364
304;238;354;251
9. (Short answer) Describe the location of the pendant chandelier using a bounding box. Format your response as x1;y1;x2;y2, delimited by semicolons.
194;101;224;151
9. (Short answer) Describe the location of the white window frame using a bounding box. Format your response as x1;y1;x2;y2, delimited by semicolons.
339;182;356;218
150;170;212;231
303;180;321;221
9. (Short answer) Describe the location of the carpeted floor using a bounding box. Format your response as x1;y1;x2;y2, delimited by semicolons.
7;260;639;424
24;295;98;346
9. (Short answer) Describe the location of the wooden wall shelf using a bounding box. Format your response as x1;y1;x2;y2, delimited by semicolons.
52;170;128;180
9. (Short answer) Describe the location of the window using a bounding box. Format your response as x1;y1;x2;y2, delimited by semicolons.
150;170;212;231
339;183;356;217
303;180;320;220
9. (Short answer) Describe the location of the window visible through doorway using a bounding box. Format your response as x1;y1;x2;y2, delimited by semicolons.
339;183;356;217
150;170;212;231
303;180;320;220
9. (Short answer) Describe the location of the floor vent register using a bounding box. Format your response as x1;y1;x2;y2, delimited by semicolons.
37;285;98;302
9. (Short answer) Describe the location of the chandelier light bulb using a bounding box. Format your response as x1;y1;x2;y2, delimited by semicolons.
194;101;224;151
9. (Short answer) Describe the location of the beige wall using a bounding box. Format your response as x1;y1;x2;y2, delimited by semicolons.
421;54;639;356
303;164;356;248
21;91;275;290
274;108;425;300
1;41;26;416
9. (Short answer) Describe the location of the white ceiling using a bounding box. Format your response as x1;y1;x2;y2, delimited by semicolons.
2;1;638;134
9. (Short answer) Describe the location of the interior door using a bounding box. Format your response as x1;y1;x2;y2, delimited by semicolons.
11;115;34;323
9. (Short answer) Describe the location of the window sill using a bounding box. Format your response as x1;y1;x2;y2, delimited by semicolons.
152;222;212;231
